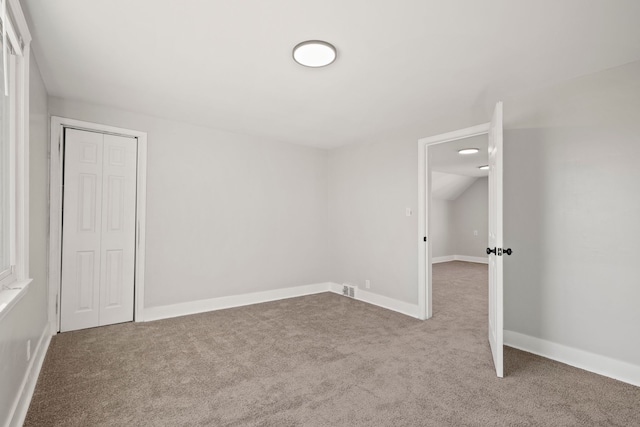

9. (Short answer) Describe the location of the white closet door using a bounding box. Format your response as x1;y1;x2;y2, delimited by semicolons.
61;129;137;332
61;129;104;332
99;134;137;326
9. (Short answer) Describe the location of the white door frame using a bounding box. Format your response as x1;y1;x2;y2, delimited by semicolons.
48;116;148;334
417;122;490;320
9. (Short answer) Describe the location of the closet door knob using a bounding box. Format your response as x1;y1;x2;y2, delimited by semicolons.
486;247;496;255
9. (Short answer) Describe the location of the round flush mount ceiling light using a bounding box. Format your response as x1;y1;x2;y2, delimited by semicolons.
479;165;489;170
293;40;337;68
458;148;479;155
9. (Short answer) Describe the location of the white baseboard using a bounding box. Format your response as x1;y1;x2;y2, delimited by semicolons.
432;255;488;264
432;255;455;264
504;330;640;387
143;282;333;322
328;283;421;319
454;255;488;264
144;281;422;323
8;324;51;427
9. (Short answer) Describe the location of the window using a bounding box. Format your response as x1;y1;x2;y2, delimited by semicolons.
0;0;32;315
0;46;14;287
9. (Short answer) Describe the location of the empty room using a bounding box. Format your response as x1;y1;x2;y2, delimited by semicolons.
1;0;639;426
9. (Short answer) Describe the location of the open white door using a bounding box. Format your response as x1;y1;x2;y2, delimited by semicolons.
487;101;504;377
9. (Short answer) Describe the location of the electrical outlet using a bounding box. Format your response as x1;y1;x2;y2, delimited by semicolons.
365;280;370;289
474;230;478;236
27;340;31;361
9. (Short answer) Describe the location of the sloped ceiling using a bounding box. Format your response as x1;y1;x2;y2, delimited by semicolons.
430;135;489;199
431;172;477;201
22;0;640;148
429;134;488;178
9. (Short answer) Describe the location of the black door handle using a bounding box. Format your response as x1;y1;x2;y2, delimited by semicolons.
487;247;512;256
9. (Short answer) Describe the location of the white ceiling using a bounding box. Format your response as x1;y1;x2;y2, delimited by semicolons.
430;134;488;177
22;0;640;148
430;135;487;200
431;172;478;201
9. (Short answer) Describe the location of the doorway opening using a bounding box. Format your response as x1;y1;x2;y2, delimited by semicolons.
417;101;504;377
429;135;489;319
48;117;148;334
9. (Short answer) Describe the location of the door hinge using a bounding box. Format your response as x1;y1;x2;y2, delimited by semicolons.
55;296;58;315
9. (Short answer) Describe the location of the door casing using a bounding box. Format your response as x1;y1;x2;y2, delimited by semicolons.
49;116;148;334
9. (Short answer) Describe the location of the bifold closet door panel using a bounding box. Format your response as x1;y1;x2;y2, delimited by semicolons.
61;129;138;332
60;129;104;332
98;134;137;326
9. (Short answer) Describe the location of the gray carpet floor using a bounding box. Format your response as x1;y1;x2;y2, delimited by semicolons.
25;261;640;426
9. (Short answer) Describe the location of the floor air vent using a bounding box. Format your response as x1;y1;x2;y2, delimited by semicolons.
342;284;356;298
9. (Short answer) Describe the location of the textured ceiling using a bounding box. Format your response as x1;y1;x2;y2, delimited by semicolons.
23;0;640;148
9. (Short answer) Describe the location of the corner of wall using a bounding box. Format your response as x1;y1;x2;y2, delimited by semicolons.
327;283;421;319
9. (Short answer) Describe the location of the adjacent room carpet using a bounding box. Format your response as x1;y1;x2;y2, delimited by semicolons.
25;261;639;426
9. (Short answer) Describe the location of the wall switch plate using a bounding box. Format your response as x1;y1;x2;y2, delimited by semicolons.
365;280;371;289
474;230;478;236
406;208;412;217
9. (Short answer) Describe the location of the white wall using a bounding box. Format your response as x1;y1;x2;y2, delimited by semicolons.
503;61;640;368
431;177;488;260
48;98;329;309
327;139;419;304
430;198;453;258
0;52;50;426
452;177;488;258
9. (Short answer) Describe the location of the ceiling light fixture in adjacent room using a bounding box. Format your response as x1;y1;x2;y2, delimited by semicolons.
458;148;479;155
293;40;337;68
479;165;489;170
